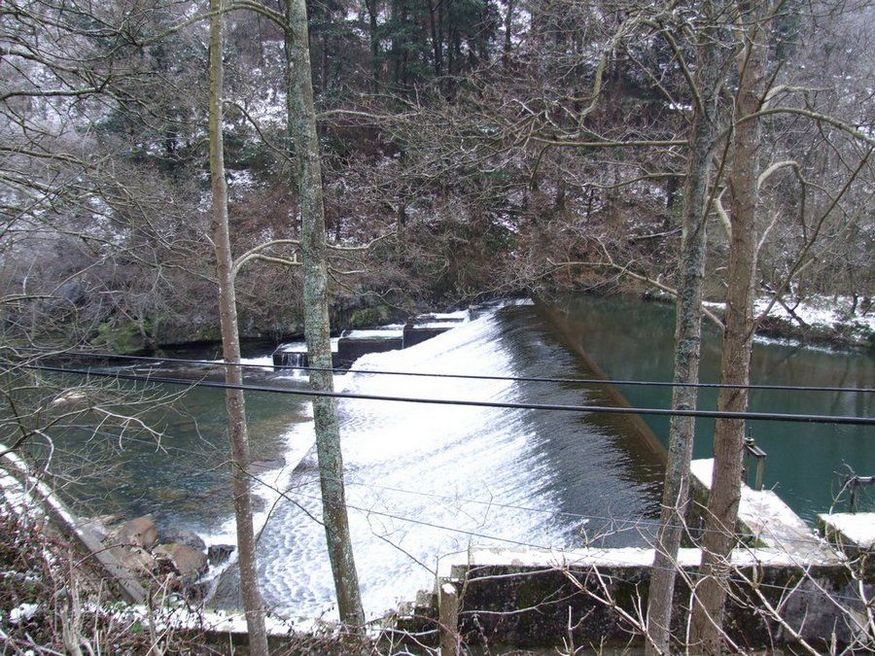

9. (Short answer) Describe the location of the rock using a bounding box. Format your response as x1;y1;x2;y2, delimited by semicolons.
112;546;156;577
153;543;207;581
207;544;235;566
187;580;211;602
159;528;206;552
107;515;158;549
246;458;285;476
96;513;124;529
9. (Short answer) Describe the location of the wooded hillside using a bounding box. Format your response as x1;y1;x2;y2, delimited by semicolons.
1;0;872;349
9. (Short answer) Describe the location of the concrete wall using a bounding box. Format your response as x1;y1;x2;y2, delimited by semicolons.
440;547;857;651
397;460;869;652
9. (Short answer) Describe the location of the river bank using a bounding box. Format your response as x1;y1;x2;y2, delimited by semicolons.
143;290;875;358
648;291;875;351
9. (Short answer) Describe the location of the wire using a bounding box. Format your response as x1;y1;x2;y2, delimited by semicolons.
19;363;875;426
14;349;875;394
20;430;849;549
8;448;865;605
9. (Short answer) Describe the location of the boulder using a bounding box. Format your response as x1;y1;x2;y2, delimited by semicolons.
153;543;208;581
107;515;158;549
207;544;235;566
159;528;206;552
246;458;285;476
112;546;156;577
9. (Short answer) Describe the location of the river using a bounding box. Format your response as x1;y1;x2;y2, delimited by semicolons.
20;295;873;621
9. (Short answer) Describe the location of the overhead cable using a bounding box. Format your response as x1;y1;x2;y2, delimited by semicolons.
19;363;875;426
16;350;875;394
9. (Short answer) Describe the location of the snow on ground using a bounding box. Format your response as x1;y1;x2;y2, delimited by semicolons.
705;295;874;346
226;168;257;192
7;603;39;625
754;295;874;341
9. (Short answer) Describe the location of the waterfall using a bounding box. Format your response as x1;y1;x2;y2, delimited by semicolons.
211;304;662;621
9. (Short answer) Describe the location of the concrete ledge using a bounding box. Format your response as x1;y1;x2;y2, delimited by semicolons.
690;458;840;564
1;446;147;604
423;462;854;651
817;512;875;551
817;512;875;583
440;544;842;579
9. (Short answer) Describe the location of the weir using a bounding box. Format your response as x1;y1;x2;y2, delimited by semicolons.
212;303;664;617
215;301;874;653
271;311;469;370
5;301;870;653
382;302;874;652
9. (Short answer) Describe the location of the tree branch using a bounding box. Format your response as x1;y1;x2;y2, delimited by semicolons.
547;256;725;330
232;239;302;278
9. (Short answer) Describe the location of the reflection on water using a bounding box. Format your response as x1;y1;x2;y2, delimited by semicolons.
547;294;875;521
24;356;309;535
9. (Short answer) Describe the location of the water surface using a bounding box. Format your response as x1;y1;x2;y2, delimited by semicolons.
545;294;875;521
20;353;309;535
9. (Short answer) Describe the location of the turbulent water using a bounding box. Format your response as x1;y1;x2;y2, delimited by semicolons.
212;303;664;621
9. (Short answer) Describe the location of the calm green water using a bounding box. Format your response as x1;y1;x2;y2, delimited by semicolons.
18;353;309;534
546;295;875;522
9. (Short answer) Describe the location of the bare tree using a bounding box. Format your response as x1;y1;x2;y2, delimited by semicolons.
688;2;768;651
645;3;730;653
207;0;269;651
284;0;365;627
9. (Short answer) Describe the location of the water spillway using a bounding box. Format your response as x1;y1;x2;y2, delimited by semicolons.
212;303;665;620
271;311;466;370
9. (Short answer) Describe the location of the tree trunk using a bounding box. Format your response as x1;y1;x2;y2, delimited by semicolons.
428;0;443;77
208;2;269;653
389;0;405;88
503;0;514;69
285;0;365;627
365;0;380;91
689;5;765;652
645;4;725;653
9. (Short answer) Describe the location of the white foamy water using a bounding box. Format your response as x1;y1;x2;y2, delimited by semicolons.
254;313;569;621
212;306;661;622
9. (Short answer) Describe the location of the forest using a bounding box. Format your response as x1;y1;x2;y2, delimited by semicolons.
1;1;874;655
1;0;872;352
